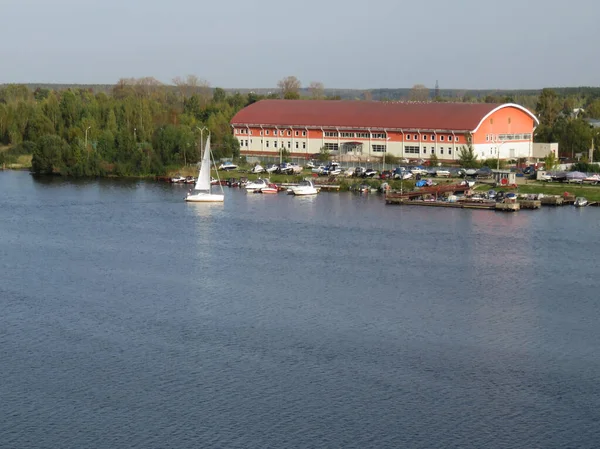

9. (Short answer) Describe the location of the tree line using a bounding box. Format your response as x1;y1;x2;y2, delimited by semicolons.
1;77;599;176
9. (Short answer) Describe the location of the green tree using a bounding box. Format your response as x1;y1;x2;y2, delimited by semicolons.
457;134;478;168
544;151;558;170
317;146;330;162
536;88;561;127
32;135;68;174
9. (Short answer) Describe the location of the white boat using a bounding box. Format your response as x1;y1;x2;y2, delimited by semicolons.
218;161;238;171
244;178;270;192
250;164;265;174
574;197;588;207
435;169;451;177
185;137;225;203
289;179;319;196
170;175;186;183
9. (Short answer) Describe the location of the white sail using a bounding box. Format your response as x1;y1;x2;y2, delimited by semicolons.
194;137;212;191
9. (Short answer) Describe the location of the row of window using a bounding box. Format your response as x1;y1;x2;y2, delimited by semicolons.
236;128;309;137
486;133;532;142
324;131;386;139
404;145;453;155
405;134;459;142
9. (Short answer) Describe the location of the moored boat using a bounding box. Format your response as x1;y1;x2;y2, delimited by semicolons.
574;197;588;207
289;179;319;196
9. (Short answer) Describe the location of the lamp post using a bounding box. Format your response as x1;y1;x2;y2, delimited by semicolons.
85;126;91;161
133;128;137;144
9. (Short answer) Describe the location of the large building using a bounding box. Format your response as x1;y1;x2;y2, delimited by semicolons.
230;100;539;162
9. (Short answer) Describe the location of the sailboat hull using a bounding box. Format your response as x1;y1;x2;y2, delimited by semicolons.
185;193;224;202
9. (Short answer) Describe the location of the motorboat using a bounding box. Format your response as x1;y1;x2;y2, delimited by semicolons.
170;175;186;183
460;179;476;188
184;176;196;184
266;164;279;173
258;184;279;194
218;161;238;171
435;169;451;177
289;179;319;196
244;178;270;192
583;174;600;184
185;137;225;203
574;197;588;207
250;164;265;174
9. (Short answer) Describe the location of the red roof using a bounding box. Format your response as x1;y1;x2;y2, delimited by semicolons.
230;99;511;132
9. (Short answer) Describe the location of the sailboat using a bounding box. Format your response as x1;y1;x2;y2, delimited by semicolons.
185;136;225;202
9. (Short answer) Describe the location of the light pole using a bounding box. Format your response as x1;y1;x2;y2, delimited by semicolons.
85;126;91;161
494;139;506;170
133;128;137;144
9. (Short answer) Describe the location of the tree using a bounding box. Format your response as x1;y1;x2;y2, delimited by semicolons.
457;134;478;168
277;76;301;99
32;135;68;174
429;153;439;166
308;81;324;99
536;88;561;127
544;151;558;170
409;84;429;102
317;146;330;162
213;87;226;103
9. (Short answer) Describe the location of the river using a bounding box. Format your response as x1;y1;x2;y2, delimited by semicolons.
1;170;599;448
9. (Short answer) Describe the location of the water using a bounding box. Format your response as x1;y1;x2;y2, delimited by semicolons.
1;170;600;448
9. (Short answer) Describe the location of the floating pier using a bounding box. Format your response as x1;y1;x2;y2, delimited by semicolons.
385;198;520;211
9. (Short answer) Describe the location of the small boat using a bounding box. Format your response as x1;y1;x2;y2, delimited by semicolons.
170;175;186;183
184;176;196;184
258;184;279;194
218;161;238;171
574;197;588;207
289;179;319;196
244;178;270;192
185;137;225;203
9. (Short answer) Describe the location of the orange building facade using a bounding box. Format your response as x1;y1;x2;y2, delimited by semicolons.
230;100;539;162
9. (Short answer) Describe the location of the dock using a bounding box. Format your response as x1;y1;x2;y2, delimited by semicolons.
385;198;520;211
518;200;541;209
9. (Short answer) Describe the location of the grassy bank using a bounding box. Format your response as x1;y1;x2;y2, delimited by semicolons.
476;182;600;201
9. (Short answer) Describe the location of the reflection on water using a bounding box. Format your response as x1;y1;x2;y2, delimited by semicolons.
2;171;600;449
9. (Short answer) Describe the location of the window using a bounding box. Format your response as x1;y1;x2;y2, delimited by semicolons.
357;132;369;138
448;149;452;155
490;118;494;125
302;131;306;136
405;145;420;154
455;136;459;142
287;141;291;149
431;147;434;152
406;134;411;140
372;144;386;153
440;149;444;154
266;141;269;148
372;133;385;139
486;134;489;142
249;130;253;135
325;131;338;137
423;148;427;154
431;134;435;141
274;141;278;148
341;132;355;138
324;143;338;151
295;142;299;149
287;130;291;136
245;140;248;146
440;136;444;141
259;130;263;136
413;134;418;140
423;135;427;141
302;142;306;149
295;131;299;136
265;130;270;135
431;148;435;154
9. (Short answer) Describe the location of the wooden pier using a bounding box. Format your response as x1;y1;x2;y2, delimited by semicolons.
518;200;542;209
385;198;520;211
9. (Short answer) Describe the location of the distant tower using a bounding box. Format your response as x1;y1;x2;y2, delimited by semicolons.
434;80;440;100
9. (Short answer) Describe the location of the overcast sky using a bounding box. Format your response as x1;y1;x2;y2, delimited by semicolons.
1;0;598;90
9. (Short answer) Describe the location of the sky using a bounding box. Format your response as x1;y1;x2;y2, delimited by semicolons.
1;0;598;90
